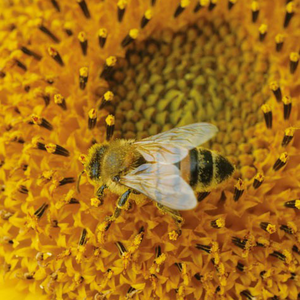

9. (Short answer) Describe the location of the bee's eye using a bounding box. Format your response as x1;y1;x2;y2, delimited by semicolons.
113;175;120;183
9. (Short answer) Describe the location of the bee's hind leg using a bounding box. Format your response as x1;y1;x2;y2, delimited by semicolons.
105;189;131;223
156;203;184;236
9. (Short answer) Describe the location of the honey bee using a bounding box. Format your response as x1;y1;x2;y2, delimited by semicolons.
78;123;234;230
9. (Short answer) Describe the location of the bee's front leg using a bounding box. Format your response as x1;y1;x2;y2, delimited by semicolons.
95;184;108;205
156;203;184;236
105;189;131;223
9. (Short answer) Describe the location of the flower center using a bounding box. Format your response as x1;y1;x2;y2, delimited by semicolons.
108;18;270;179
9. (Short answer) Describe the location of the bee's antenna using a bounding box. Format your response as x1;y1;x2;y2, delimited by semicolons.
77;170;85;193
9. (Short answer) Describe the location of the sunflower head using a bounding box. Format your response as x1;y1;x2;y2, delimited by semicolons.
1;0;300;299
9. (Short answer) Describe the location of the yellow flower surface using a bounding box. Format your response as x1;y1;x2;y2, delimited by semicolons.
1;0;300;299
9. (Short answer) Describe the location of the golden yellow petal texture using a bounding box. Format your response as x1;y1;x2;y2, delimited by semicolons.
1;0;300;299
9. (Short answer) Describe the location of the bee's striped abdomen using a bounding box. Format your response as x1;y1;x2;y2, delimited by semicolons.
191;148;213;188
178;147;234;192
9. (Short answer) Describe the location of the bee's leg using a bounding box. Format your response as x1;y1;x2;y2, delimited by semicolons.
105;189;131;223
96;184;108;204
156;203;184;235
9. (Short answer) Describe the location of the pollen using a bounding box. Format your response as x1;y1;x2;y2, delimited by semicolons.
98;28;107;38
211;217;225;228
260;222;276;234
144;9;152;20
168;230;179;240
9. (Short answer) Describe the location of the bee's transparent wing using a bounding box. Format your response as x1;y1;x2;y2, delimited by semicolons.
134;123;218;164
120;163;197;210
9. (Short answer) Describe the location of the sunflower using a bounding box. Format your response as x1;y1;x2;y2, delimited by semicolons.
1;0;300;299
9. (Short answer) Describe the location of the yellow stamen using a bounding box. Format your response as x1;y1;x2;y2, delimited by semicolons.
286;1;294;14
78;31;87;42
144;9;153;20
98;28;107;38
106;114;115;126
91;198;101;207
259;24;267;35
275;34;284;44
88;108;97;119
129;29;139;39
290;52;299;63
251;1;259;11
45;143;56;154
78;154;87;164
54;93;64;104
79;66;88;77
117;0;127;10
168;230;179;240
180;0;190;8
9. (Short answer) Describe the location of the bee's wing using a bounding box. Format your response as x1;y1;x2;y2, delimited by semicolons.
134;123;218;164
120;163;197;210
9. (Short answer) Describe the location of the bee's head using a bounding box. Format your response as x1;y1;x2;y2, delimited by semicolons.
77;144;108;192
